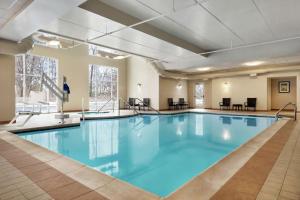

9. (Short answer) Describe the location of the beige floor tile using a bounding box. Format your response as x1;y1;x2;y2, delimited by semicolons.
47;156;84;174
31;193;54;200
0;189;23;200
96;179;159;200
31;149;61;162
68;166;114;190
279;190;300;200
256;192;278;200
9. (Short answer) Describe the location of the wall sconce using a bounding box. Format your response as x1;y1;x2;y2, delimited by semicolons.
176;82;182;89
137;83;142;87
223;81;230;92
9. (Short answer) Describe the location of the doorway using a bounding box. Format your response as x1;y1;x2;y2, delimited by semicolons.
195;83;205;108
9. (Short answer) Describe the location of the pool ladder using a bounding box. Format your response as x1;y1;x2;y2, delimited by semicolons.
275;102;297;121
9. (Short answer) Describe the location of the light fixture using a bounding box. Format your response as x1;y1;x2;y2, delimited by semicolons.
197;67;211;71
137;83;142;87
223;82;230;92
113;55;129;60
243;61;265;66
48;40;60;46
176;83;182;89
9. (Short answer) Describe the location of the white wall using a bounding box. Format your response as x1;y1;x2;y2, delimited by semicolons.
0;54;15;122
212;76;267;110
126;56;160;109
159;77;188;110
211;71;300;111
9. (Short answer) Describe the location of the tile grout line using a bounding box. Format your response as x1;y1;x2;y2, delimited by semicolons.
276;124;300;199
0;139;109;200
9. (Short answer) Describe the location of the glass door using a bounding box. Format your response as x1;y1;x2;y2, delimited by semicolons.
195;83;205;108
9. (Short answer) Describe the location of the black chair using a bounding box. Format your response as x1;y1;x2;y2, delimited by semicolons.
219;98;231;110
140;98;150;111
244;98;257;111
168;98;177;110
178;98;189;109
128;98;138;110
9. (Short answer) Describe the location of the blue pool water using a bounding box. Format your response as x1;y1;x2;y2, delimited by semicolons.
19;113;275;197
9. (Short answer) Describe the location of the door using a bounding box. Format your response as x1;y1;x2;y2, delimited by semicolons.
195;83;205;108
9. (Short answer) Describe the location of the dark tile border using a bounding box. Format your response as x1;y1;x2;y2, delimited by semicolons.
210;120;295;200
0;139;108;200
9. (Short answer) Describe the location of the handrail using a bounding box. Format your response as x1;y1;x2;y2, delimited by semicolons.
97;98;115;112
119;98;140;115
275;102;297;120
135;98;160;114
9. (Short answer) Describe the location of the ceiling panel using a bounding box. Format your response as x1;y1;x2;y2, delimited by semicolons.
0;8;8;18
0;0;86;41
0;0;17;9
202;0;273;43
93;34;177;60
59;7;124;36
137;0;196;14
111;28;197;57
149;17;223;50
254;0;300;38
167;37;300;70
45;19;101;41
168;5;244;48
99;0;158;20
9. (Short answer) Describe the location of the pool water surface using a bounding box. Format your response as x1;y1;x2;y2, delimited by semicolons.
19;113;275;197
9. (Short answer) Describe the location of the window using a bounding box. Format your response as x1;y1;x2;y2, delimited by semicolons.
15;54;58;113
89;64;118;110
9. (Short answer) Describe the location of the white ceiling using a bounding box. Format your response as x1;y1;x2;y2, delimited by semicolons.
1;0;300;72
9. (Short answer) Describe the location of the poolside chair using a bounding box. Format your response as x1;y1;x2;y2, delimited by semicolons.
128;98;139;110
168;98;177;110
178;98;189;109
244;98;257;111
219;98;231;110
140;98;150;111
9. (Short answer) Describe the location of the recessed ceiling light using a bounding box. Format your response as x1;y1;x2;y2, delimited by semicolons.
197;67;211;71
243;61;265;66
48;40;60;46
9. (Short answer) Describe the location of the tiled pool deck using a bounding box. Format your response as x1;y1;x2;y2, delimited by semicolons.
0;109;299;200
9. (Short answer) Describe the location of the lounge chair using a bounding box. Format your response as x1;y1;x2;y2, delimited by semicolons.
244;98;257;111
139;98;150;111
178;98;189;109
168;98;177;110
219;98;231;110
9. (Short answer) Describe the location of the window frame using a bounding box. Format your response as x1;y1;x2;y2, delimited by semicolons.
15;53;59;113
88;64;118;111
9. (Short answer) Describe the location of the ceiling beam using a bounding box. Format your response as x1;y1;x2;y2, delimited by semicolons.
79;0;208;55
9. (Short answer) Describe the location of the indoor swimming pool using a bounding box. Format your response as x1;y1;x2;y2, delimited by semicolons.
19;113;275;197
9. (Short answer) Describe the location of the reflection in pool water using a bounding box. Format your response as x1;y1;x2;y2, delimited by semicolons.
20;113;274;197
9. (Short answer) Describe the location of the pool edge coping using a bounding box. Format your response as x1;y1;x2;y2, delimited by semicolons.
0;111;289;199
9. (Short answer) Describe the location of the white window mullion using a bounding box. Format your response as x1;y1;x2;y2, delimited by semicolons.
22;54;26;111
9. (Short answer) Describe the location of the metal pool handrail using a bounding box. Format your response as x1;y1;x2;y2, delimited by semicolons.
275;102;297;121
119;98;140;115
135;98;160;114
97;98;116;112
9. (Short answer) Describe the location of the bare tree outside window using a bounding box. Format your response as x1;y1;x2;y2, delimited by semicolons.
89;64;118;111
15;54;58;113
